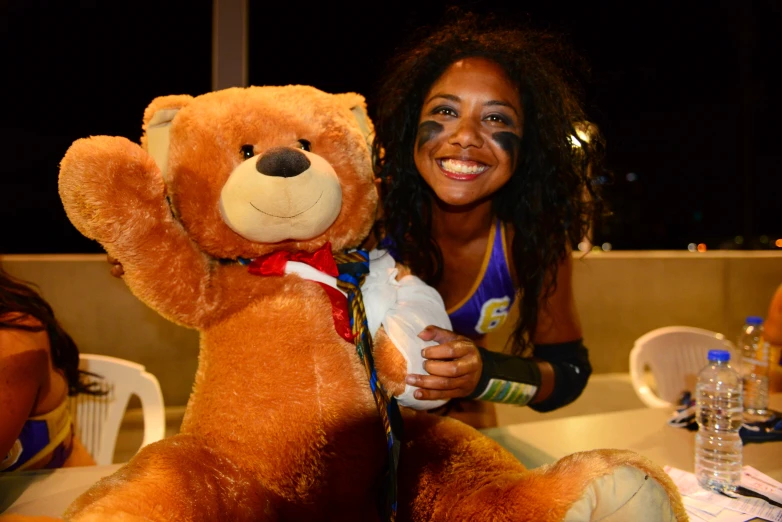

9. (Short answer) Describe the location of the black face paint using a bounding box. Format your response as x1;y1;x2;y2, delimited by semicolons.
416;121;444;151
492;132;521;166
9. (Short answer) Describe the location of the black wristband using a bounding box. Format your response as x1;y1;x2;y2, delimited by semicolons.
465;346;542;405
528;340;591;413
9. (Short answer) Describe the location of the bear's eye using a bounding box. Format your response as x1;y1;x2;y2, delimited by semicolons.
240;144;255;159
297;139;311;152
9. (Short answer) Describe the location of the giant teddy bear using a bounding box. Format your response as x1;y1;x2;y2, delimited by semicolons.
46;85;687;521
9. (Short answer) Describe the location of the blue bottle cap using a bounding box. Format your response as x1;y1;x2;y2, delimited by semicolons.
746;316;764;326
707;349;731;362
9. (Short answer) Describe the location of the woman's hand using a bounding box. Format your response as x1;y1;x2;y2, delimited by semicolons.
107;254;124;278
405;325;483;400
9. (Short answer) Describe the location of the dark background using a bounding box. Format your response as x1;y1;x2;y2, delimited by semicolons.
1;0;779;254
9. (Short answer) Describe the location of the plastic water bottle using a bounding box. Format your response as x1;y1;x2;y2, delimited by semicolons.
694;349;743;493
737;316;769;420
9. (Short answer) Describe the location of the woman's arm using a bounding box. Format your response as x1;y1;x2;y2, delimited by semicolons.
528;250;584;405
0;327;49;457
533;249;583;344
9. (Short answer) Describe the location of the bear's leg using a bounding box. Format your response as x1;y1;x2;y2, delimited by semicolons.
398;414;687;522
560;461;683;522
64;434;279;522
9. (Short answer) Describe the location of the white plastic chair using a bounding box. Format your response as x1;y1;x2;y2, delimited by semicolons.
69;354;166;465
629;326;736;408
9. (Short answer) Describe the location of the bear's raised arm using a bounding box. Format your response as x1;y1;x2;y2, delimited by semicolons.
59;136;228;328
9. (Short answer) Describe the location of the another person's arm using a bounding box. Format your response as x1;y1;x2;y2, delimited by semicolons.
0;322;49;457
764;283;782;346
764;283;782;393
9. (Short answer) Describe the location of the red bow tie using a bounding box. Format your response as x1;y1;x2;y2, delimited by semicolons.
246;242;353;342
247;242;338;277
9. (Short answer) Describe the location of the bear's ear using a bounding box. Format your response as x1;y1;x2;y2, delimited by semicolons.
334;92;374;153
141;94;194;183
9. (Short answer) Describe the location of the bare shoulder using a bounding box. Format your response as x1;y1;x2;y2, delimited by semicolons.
0;314;49;359
0;319;50;405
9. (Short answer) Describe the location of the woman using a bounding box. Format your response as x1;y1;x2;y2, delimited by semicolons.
371;8;606;428
0;266;100;471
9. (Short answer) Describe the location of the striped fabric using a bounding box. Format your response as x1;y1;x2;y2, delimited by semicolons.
334;249;403;522
474;378;537;405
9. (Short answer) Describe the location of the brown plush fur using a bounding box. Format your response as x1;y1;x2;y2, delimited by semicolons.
26;85;689;521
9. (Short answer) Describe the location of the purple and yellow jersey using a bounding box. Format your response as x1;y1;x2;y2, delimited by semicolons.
448;220;516;338
1;399;73;472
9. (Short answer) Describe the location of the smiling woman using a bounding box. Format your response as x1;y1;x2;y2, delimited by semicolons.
371;7;604;429
414;57;523;208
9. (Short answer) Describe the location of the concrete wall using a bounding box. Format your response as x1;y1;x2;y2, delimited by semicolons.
571;251;781;374
2;251;780;407
485;251;781;374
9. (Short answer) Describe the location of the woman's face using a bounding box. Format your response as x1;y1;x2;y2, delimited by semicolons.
414;57;523;208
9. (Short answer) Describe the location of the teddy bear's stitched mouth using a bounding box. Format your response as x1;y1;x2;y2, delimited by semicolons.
249;191;323;219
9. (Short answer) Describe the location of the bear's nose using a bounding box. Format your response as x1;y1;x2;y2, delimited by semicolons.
255;147;311;178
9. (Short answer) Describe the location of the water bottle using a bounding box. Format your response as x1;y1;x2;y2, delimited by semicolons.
694;349;743;493
737;315;770;420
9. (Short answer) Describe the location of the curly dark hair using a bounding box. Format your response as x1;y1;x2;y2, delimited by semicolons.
372;8;606;355
0;266;103;396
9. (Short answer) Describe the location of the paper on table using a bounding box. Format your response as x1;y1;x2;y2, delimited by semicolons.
685;502;765;522
712;510;762;521
742;466;782;506
665;466;782;522
683;495;728;516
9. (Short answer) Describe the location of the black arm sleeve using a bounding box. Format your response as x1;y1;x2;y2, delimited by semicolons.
464;346;542;404
527;339;592;413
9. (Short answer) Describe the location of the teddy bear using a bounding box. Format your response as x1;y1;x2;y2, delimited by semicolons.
43;85;688;522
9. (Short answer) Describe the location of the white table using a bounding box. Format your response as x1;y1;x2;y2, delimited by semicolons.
482;395;782;481
1;463;123;517
3;400;781;518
